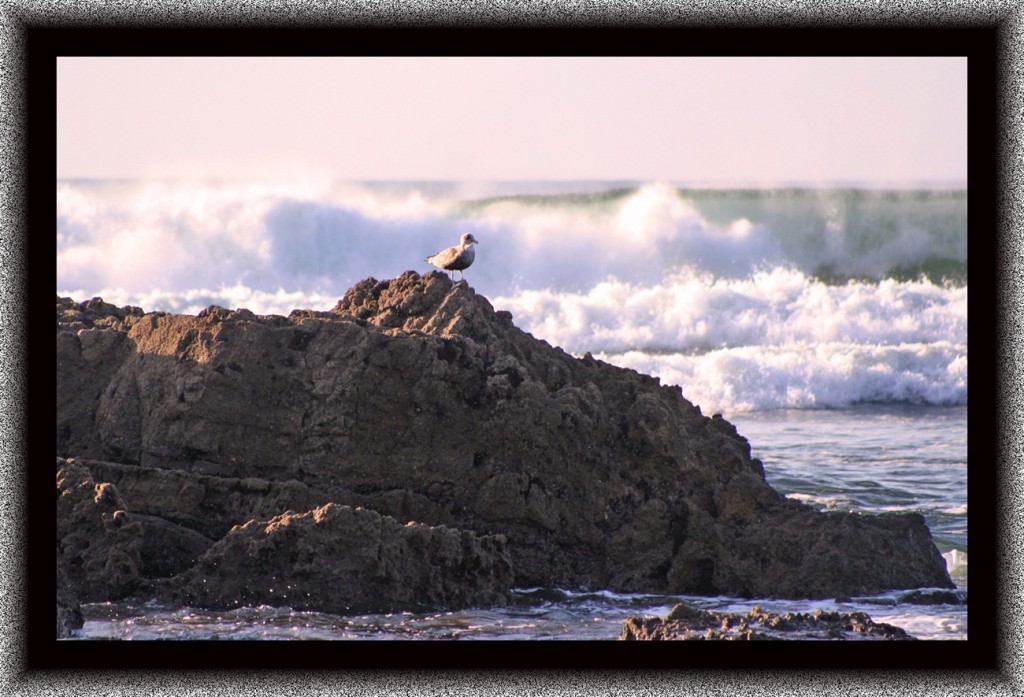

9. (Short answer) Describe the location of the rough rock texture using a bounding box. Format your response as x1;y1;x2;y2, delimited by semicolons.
56;549;84;638
56;455;510;619
57;457;216;601
57;458;146;602
78;458;336;542
56;272;954;617
619;602;915;641
166;503;512;614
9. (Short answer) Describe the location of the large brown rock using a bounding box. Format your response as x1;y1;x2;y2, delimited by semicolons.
167;503;512;614
55;272;954;607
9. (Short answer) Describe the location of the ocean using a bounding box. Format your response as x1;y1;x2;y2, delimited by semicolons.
56;179;968;640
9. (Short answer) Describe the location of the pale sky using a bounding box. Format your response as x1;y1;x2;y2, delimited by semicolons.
56;56;967;184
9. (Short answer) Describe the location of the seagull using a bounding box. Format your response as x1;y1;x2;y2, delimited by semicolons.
425;233;479;282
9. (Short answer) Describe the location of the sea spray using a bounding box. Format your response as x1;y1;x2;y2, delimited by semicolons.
58;179;968;299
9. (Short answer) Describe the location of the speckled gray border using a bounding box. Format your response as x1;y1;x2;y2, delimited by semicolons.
3;1;1021;694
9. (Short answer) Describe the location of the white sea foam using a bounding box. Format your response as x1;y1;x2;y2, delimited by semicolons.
597;340;966;413
865;610;967;641
943;549;968;578
57;179;968;301
56;179;456;300
489;262;965;412
492;268;966;353
784;493;849;510
57;284;341;318
467;182;792;287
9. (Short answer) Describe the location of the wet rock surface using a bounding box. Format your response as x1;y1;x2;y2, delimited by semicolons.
55;273;954;627
619;602;916;641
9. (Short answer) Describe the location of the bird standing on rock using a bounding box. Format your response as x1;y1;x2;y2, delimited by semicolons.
425;233;479;282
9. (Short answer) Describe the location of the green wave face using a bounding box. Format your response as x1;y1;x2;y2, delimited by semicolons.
458;186;968;285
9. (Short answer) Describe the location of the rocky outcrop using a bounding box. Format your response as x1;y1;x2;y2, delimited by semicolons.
55;271;954;620
619;602;915;641
166;503;512;614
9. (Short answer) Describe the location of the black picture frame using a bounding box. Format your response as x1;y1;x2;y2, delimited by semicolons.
6;7;1012;692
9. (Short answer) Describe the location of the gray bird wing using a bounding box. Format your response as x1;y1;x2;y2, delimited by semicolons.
426;246;462;269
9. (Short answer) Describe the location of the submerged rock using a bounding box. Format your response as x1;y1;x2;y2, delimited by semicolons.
619;602;915;641
55;272;955;619
843;588;969;606
897;588;968;605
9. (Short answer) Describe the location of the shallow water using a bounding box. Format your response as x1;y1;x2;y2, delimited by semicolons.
75;587;966;642
730;404;968;554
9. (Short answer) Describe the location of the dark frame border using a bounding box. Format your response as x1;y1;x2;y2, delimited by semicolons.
3;8;1012;689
